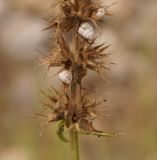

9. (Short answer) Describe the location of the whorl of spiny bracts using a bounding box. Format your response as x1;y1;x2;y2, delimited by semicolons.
43;0;110;36
38;88;101;131
39;35;111;84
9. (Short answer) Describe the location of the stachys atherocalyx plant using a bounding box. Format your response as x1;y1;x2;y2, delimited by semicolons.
38;0;120;160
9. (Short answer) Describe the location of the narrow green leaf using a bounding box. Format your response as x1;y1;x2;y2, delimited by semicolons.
57;120;69;143
80;130;119;137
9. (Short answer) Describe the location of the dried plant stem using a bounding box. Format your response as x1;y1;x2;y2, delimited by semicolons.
71;65;78;102
70;67;80;160
70;28;80;160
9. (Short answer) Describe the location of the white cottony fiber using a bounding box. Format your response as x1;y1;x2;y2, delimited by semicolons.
59;70;72;84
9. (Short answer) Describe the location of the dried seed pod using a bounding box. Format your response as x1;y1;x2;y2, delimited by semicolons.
78;22;94;40
94;8;105;19
59;70;72;84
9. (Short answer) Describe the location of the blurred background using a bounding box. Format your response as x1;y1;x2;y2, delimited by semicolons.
0;0;157;160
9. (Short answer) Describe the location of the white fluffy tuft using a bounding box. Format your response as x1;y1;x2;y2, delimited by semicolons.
59;70;72;84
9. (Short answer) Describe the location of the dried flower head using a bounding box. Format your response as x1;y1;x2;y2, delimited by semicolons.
37;0;119;159
43;0;112;37
39;89;102;131
38;0;114;127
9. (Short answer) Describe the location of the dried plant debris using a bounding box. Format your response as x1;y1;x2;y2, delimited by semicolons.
39;0;114;82
38;88;117;141
38;0;119;143
43;0;112;37
39;35;111;84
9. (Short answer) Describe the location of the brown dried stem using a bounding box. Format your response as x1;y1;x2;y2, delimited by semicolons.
70;25;80;160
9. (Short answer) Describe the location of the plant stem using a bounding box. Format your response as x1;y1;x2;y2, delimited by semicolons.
70;64;80;160
70;26;80;160
70;130;79;160
70;67;80;160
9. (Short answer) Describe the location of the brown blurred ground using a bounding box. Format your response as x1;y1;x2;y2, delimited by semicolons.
0;0;157;160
